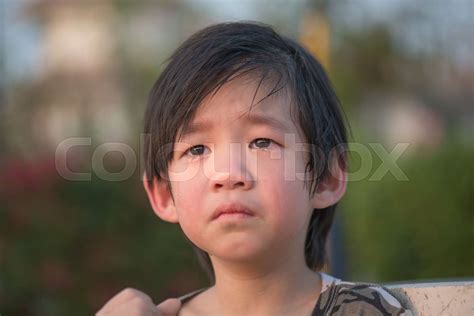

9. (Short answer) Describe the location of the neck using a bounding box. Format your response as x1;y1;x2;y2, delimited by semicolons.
206;246;322;316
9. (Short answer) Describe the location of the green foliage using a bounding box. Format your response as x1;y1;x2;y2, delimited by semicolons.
0;172;208;315
341;141;474;283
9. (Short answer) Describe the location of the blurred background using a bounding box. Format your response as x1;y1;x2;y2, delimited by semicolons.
1;0;473;314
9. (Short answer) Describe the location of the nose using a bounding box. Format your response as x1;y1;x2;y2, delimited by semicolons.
210;171;253;191
207;144;254;191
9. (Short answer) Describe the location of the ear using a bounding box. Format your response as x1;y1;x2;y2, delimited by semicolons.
310;160;347;209
143;173;179;223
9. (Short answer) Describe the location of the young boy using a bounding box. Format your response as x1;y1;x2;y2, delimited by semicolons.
97;22;412;316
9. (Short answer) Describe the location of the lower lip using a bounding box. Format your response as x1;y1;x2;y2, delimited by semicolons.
215;212;254;220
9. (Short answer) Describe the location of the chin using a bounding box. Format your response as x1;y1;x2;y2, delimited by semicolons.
209;240;270;263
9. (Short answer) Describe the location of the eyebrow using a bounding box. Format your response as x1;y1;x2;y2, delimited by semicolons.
180;114;291;137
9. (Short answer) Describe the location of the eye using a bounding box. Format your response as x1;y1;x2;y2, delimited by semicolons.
249;138;275;150
184;144;209;157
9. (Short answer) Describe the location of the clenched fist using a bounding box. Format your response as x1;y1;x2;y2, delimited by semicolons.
96;288;181;316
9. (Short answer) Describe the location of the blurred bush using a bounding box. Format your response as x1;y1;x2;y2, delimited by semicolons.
0;162;207;315
341;140;474;283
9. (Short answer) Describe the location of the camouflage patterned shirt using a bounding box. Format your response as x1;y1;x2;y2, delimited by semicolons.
179;272;413;315
312;273;412;315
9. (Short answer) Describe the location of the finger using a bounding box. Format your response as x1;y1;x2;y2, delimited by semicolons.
99;297;156;316
156;298;182;315
97;288;154;314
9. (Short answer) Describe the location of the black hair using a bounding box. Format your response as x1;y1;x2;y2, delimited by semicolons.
143;21;349;284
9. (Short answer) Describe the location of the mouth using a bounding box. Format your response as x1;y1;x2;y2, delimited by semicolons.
212;202;255;220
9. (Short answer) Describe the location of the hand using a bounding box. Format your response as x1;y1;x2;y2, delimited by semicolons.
96;287;182;316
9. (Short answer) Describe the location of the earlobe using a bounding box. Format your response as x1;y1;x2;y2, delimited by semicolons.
310;162;347;209
143;173;179;223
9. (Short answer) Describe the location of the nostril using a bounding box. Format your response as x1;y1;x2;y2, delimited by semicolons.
214;181;246;190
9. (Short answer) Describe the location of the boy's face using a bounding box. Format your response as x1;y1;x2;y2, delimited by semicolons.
146;78;345;264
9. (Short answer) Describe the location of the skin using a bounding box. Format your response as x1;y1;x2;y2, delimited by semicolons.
95;288;181;316
144;77;347;316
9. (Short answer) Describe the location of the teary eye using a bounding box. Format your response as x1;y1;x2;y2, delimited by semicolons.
185;144;208;156
249;138;273;149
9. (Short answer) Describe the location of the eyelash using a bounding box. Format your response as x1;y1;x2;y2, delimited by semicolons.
183;138;277;158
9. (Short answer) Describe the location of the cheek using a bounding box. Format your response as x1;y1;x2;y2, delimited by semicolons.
254;148;308;184
261;181;311;247
170;176;205;221
257;151;311;228
168;159;201;182
171;180;208;248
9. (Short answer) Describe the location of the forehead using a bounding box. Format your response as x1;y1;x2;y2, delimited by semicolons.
192;76;294;126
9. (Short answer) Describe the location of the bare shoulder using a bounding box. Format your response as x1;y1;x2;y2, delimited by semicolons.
178;288;214;316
